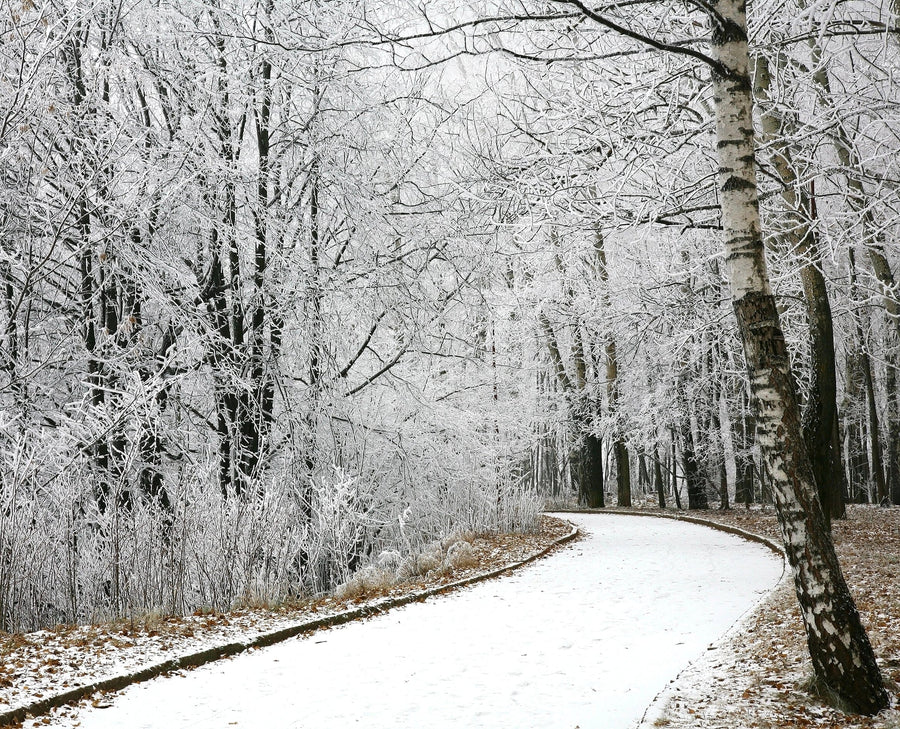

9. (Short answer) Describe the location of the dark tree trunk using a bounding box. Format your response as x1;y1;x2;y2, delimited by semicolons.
848;248;888;504
580;430;604;508
841;349;869;503
653;447;666;509
709;390;729;510
734;395;755;508
681;423;707;510
671;434;682;510
830;414;848;517
638;451;650;493
614;439;631;508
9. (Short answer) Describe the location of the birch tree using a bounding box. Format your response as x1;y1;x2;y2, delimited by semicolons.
709;0;886;711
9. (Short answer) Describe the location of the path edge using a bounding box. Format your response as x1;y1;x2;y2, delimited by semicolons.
551;508;788;729
0;521;579;727
551;507;786;557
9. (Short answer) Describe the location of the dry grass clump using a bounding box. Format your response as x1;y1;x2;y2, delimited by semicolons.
336;530;481;599
335;566;398;601
445;540;478;571
409;543;444;577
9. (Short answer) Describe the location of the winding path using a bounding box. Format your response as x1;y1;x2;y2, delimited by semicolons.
38;513;783;729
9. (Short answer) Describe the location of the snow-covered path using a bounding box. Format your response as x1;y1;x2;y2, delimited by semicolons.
42;513;783;729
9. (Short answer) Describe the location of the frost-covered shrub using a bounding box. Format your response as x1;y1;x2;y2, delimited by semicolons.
446;540;477;571
335;566;396;600
0;393;541;632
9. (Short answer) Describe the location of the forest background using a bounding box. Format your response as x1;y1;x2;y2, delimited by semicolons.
0;0;899;648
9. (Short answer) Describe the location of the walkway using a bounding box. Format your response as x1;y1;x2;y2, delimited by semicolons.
36;513;784;729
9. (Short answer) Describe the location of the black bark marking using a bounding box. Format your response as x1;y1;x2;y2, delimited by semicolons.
723;175;756;192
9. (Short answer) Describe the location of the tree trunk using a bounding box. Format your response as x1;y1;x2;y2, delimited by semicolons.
653;447;666;508
830;413;847;518
710;381;729;509
594;231;630;507
681;419;707;509
614;439;631;507
711;0;887;713
848;247;888;503
754;55;843;526
733;391;755;507
581;430;604;508
638;451;650;493
670;433;682;509
843;351;870;502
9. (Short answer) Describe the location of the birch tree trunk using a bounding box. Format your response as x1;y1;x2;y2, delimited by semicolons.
711;0;887;713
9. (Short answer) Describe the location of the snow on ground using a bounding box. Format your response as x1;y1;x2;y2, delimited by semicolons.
28;513;783;729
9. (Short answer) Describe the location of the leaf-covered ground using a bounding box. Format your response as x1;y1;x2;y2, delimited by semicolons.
639;504;900;729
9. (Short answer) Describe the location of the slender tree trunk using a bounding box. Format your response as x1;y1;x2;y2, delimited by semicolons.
246;21;275;486
582;431;604;508
710;377;729;509
863;359;887;503
670;430;682;510
848;248;889;503
830;413;847;517
653;447;666;509
594;231;630;507
637;451;651;494
65;28;116;513
205;32;253;499
755;55;843;525
843;351;870;501
676;371;707;509
711;0;887;712
733;390;755;507
681;418;706;509
305;149;324;483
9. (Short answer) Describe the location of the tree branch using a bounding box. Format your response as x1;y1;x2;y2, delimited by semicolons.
548;0;729;77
